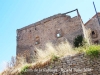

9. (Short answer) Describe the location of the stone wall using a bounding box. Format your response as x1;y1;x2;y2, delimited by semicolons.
23;53;100;75
17;13;83;62
85;13;100;44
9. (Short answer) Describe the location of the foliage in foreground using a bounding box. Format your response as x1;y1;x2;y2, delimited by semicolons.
86;45;100;58
75;42;100;58
15;43;100;75
21;65;29;73
1;39;100;75
36;41;76;63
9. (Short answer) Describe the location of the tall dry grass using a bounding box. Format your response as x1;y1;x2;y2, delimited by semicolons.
1;40;78;75
35;40;77;64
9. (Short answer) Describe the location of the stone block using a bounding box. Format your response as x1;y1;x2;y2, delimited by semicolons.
83;73;86;75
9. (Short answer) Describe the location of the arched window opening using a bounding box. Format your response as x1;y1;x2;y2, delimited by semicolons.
56;29;63;38
29;30;31;32
35;36;40;45
91;30;98;38
92;31;95;35
35;27;37;30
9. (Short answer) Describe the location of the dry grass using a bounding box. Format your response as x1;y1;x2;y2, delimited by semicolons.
1;40;78;75
36;41;77;63
0;56;28;75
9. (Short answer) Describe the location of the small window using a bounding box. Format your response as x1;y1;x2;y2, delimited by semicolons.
56;29;62;38
35;27;36;30
57;33;61;38
91;30;98;38
34;50;37;54
35;36;40;45
92;31;95;35
29;30;31;32
35;41;39;45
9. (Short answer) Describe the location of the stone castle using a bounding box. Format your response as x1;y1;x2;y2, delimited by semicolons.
16;9;100;62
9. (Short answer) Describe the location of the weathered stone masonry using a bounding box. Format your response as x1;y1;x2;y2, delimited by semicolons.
85;13;100;44
23;54;100;75
17;12;83;62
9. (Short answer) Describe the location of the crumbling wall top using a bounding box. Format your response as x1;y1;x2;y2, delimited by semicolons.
17;13;71;32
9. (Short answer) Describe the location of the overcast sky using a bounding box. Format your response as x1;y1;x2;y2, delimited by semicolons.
0;0;100;72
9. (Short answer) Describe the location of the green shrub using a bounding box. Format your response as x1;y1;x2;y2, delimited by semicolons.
86;45;100;58
51;55;59;61
20;64;30;75
73;35;83;47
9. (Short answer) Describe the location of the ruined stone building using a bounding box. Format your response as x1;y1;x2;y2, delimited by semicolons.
85;13;100;44
16;9;87;62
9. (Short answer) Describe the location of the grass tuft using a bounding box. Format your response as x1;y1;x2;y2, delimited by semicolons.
19;64;30;75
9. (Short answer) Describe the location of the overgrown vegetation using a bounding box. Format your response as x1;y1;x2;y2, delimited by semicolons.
1;37;100;75
51;54;59;61
86;45;100;58
19;64;31;75
36;42;75;63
